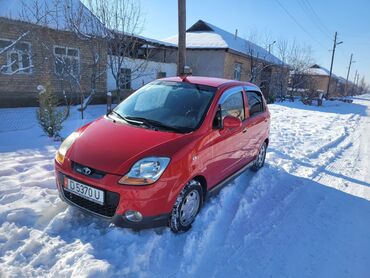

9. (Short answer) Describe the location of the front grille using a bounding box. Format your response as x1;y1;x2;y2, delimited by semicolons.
60;175;120;218
72;161;106;179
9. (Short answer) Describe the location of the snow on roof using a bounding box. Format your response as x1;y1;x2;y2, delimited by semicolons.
0;0;175;47
162;20;284;65
306;64;332;76
306;64;345;82
0;0;100;33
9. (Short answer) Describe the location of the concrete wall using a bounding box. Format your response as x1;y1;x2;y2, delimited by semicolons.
107;56;177;91
185;49;225;78
150;48;226;78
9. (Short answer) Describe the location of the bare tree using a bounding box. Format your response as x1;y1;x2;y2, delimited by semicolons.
281;40;316;103
87;0;149;102
18;0;108;117
64;0;108;110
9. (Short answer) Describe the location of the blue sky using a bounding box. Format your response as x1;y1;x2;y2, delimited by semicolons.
140;0;370;83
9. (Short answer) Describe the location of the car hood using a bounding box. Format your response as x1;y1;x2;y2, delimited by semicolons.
67;116;190;175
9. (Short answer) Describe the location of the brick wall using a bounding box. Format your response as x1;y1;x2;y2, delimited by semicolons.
0;17;107;107
224;51;252;81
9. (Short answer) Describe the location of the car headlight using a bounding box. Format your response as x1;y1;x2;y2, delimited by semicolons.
119;157;170;185
55;132;80;165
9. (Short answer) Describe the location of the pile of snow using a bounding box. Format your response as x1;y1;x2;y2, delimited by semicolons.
0;96;370;277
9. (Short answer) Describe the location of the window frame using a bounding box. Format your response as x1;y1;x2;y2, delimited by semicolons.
233;62;242;81
119;68;132;90
244;88;265;118
157;71;167;79
53;45;80;79
0;38;32;75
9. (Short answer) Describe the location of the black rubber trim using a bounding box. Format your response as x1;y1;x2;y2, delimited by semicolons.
207;159;256;198
112;214;170;230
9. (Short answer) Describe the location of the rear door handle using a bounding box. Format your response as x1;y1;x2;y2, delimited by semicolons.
242;127;247;133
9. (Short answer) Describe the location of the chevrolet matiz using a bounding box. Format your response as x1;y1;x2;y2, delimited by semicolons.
55;76;270;233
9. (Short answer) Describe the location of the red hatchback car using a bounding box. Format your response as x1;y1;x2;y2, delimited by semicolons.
55;76;270;232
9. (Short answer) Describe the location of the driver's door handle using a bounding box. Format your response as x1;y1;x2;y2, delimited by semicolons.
242;127;247;133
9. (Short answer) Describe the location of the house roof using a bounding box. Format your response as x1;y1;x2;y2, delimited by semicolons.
0;0;177;49
0;0;95;31
306;64;353;85
162;20;284;65
306;64;334;77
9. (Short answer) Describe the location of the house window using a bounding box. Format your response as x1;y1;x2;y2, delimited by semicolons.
119;68;131;89
0;39;32;74
157;71;166;79
234;63;242;81
54;46;80;78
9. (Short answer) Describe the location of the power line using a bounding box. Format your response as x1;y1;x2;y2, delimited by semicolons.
301;0;332;37
274;0;327;50
297;0;332;39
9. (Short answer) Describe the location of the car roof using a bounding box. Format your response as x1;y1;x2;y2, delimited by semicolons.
160;76;260;90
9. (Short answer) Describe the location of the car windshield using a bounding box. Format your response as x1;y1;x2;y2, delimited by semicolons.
113;81;216;133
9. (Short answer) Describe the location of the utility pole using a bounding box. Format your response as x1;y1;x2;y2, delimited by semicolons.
345;53;355;96
353;70;359;95
326;32;343;98
355;72;360;87
177;0;186;76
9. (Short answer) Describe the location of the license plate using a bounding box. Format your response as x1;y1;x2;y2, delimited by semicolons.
64;178;104;205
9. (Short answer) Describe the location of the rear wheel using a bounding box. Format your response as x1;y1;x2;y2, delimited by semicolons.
251;141;267;172
170;180;203;233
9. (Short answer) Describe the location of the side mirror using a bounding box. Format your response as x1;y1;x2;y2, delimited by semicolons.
222;115;242;130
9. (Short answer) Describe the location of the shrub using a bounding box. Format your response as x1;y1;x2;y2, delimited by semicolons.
37;84;64;138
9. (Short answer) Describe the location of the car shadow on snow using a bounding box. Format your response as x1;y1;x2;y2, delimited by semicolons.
42;164;370;277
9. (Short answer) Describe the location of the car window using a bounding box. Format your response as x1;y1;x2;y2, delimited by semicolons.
220;91;245;121
114;81;216;132
246;91;264;117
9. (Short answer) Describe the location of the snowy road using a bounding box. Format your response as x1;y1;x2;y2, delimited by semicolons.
0;96;370;277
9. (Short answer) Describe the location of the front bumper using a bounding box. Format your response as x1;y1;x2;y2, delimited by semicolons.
55;167;172;229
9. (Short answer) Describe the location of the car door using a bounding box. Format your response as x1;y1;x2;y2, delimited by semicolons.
206;86;247;186
243;89;269;160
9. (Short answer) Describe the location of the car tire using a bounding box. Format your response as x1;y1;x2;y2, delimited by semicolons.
251;141;267;172
169;179;203;233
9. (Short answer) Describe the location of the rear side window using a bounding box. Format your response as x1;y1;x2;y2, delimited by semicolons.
246;91;264;117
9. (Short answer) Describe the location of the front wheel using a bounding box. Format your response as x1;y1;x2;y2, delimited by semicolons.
170;180;203;233
251;141;267;172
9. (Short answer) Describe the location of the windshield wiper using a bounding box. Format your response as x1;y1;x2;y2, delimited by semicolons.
108;110;126;121
124;116;184;133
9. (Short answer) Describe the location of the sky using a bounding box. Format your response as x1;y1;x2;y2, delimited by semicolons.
139;0;370;84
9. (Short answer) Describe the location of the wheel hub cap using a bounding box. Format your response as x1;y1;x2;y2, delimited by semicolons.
180;190;200;226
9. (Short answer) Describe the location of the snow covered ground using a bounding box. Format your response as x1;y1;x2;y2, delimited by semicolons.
0;96;370;277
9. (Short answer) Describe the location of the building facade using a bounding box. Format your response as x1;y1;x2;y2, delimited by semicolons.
160;20;287;100
0;17;107;107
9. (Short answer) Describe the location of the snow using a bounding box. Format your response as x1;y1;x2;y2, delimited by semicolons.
163;20;284;65
306;64;332;76
1;96;370;277
0;0;100;33
306;65;349;85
